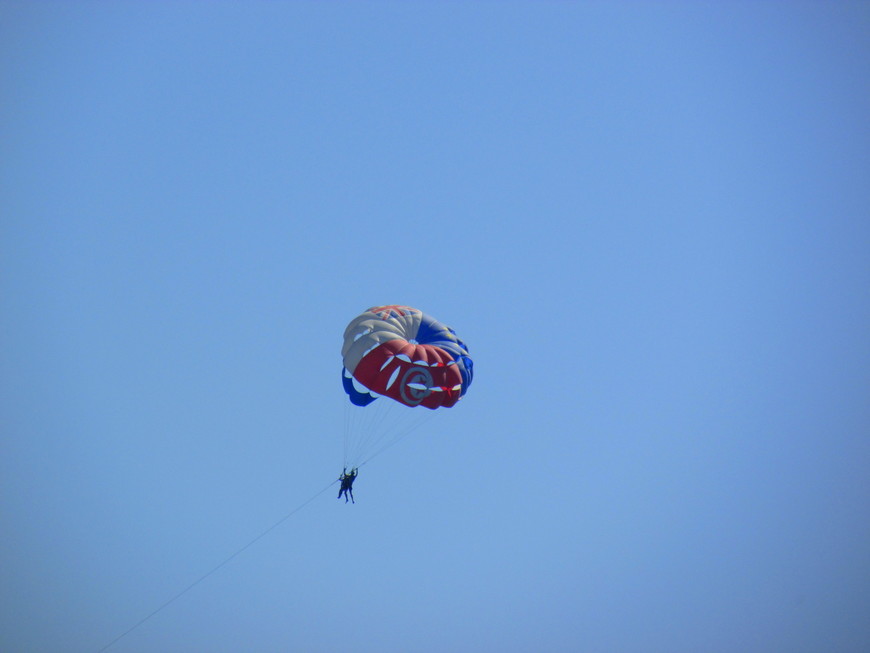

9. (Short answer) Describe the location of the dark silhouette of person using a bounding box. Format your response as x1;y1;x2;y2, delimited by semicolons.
338;467;357;503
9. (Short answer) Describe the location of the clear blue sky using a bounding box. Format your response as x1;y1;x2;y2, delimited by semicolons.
2;2;869;652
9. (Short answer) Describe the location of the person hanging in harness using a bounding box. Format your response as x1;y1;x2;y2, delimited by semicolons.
338;467;358;503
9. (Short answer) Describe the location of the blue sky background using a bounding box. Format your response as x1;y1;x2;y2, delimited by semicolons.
2;2;869;652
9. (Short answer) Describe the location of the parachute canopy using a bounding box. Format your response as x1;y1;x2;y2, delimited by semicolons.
342;305;473;409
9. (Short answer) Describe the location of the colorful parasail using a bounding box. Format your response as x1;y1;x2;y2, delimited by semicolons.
341;305;473;409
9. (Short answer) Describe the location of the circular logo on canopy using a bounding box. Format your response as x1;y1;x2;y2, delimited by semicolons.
399;366;434;406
